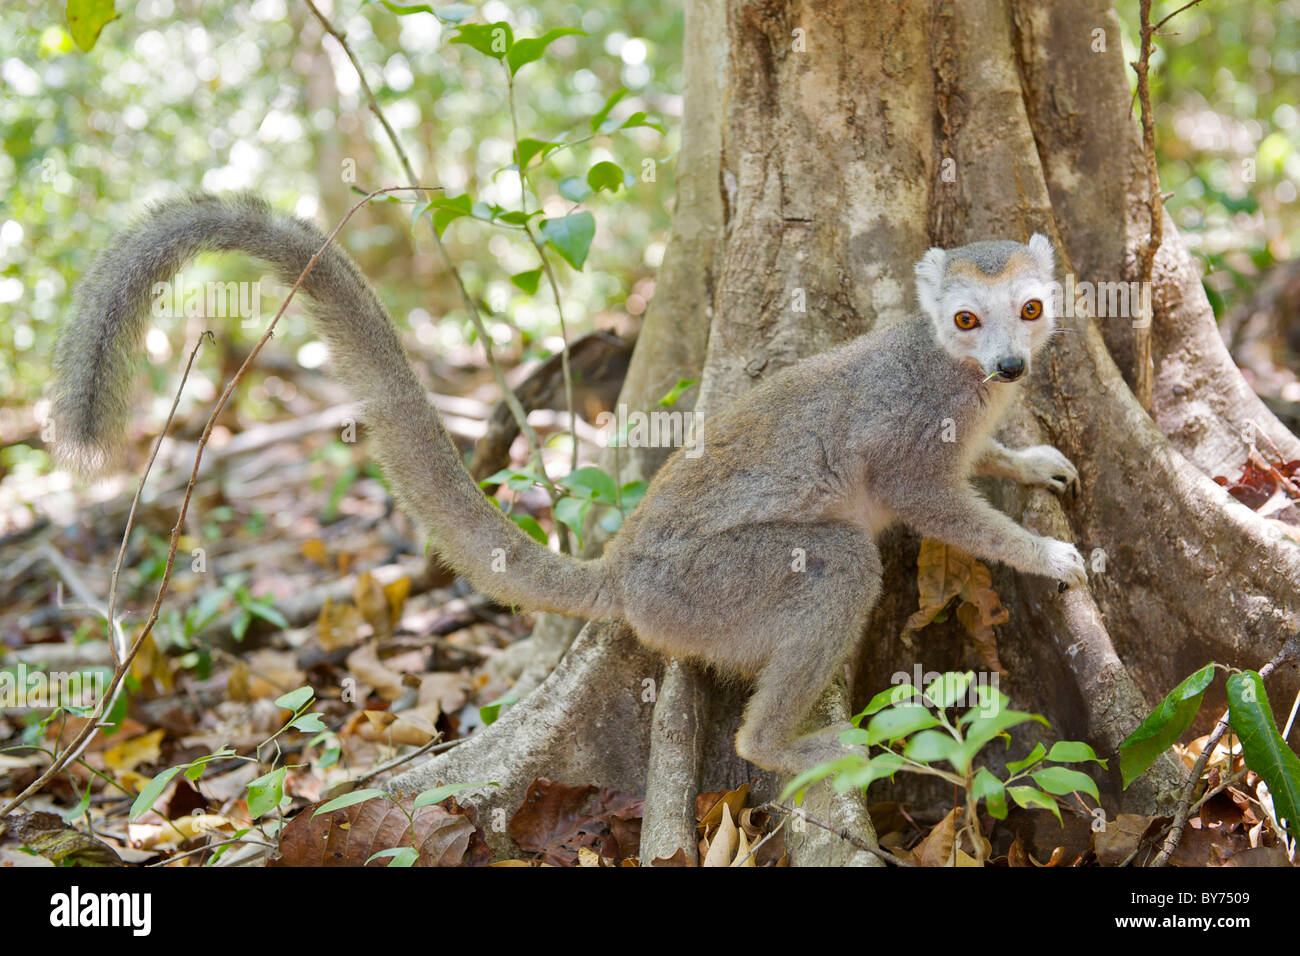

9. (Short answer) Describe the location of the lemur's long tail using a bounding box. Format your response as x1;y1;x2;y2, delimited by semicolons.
51;192;620;619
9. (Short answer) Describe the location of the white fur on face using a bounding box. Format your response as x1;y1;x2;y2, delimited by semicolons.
914;237;1057;380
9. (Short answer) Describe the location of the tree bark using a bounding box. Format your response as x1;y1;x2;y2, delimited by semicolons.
390;0;1300;862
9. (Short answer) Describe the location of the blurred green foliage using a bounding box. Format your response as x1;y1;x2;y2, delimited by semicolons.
0;0;680;455
1;0;1296;467
1116;0;1300;312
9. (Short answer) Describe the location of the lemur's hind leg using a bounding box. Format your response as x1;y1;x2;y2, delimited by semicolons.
731;528;882;775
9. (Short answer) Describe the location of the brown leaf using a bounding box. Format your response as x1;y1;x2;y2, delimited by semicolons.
354;571;394;638
649;847;695;866
507;778;642;866
697;783;750;831
300;538;329;566
702;802;738;866
901;539;970;640
909;806;961;866
1093;812;1161;866
273;795;484;866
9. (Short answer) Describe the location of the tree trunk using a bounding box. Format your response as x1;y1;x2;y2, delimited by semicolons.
390;0;1300;863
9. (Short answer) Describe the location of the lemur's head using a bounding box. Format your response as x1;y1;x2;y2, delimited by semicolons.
913;234;1056;383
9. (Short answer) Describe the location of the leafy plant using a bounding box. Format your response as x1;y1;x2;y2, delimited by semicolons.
782;673;1105;865
1120;662;1300;844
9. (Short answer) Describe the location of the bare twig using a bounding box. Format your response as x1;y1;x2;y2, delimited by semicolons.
760;802;914;867
0;187;422;819
505;66;579;474
105;331;212;666
1151;640;1298;866
303;0;565;509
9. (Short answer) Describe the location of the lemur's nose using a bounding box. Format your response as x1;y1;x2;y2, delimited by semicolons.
995;357;1025;381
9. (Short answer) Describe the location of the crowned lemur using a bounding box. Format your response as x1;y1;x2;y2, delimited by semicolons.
50;193;1085;774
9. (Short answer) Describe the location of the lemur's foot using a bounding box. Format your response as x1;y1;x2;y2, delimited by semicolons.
1016;445;1078;493
1042;538;1087;589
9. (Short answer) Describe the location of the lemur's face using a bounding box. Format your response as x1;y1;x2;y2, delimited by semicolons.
913;234;1057;383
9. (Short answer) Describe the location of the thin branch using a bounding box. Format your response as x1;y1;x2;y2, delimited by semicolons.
760;802;913;867
303;0;564;506
1151;641;1298;866
507;65;579;475
0;187;422;819
1130;1;1162;410
105;331;212;666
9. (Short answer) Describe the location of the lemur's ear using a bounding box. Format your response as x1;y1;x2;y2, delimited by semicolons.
914;247;947;321
1027;233;1055;276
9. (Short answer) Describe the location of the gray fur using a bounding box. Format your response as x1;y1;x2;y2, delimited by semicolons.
51;197;1083;774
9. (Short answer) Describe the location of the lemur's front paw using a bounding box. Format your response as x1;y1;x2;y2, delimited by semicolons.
1042;538;1087;589
1017;445;1078;493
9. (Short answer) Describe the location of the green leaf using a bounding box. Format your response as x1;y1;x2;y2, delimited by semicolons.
618;111;665;133
1008;786;1061;823
129;766;182;822
559;466;619;503
480;694;517;726
312;788;388;817
230;610;251;642
1046;741;1108;768
1007;742;1046;775
779;755;865;804
246;767;287;819
1030;766;1100;802
289;713;327;733
853;683;920;723
480;468;544;492
66;0;118;51
515;137;560;169
865;704;940;746
586;161;626;193
552;496;590;548
657;377;698;408
540;212;596;270
902;729;958;765
925;671;974;709
274;686;314;712
368;846;419;866
831;753;905;793
423;194;473;237
379;1;474;22
182;748;235;782
449;21;513;60
510;269;543;294
413;781;497;810
590;89;627;131
959;706;1047;753
510;513;548;545
1227;670;1300;841
618;480;648;512
972;767;1008;819
506;27;585;76
1119;663;1215;788
558;176;593;203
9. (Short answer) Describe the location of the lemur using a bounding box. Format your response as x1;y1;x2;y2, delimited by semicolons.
50;193;1083;774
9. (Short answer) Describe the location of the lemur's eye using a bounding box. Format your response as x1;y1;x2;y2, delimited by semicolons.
953;311;980;330
1020;299;1043;321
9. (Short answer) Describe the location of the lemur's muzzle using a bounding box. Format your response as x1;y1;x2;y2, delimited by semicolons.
993;357;1026;382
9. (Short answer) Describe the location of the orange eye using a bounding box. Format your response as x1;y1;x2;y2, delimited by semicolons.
1020;299;1043;321
954;311;980;330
